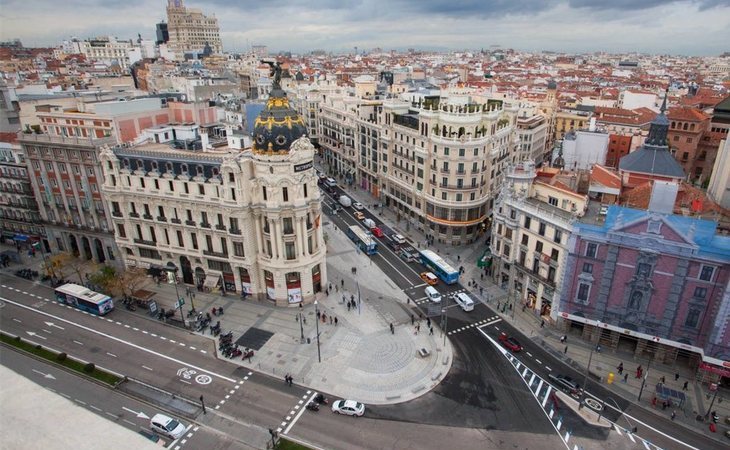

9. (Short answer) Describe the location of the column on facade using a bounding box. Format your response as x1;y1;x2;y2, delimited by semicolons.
298;216;307;257
272;218;283;259
253;214;264;256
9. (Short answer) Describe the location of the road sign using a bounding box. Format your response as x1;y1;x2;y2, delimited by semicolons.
176;297;185;309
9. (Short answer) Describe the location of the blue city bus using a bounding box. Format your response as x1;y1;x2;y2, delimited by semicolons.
54;283;114;316
347;225;378;255
420;249;459;284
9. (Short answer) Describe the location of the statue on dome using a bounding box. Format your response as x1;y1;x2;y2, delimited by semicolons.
262;60;282;90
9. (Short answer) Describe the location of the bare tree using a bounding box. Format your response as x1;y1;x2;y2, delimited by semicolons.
113;267;150;298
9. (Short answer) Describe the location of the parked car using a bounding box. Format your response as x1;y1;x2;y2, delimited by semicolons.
332;399;365;417
370;226;384;238
420;271;438;285
498;332;523;352
354;211;365;220
549;374;581;396
150;413;186;440
352;202;364;210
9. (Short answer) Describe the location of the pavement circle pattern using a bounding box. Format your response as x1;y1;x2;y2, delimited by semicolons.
351;333;415;374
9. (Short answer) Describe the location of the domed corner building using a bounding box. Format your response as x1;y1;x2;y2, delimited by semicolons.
248;81;327;306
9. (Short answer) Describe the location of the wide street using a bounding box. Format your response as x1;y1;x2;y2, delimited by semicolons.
0;182;723;449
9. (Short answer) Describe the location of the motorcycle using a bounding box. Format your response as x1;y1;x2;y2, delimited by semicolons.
241;349;254;361
314;394;328;405
305;402;319;412
228;347;242;358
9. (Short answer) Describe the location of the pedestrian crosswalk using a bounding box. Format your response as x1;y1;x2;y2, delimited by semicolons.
447;315;501;336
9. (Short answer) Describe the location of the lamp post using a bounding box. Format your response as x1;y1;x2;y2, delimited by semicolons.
580;347;595;407
441;294;450;346
298;304;304;343
637;358;651;402
704;384;721;420
167;268;185;326
314;300;321;363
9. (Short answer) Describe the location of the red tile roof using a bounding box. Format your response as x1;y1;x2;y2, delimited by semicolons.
591;165;622;189
667;106;709;122
0;132;18;144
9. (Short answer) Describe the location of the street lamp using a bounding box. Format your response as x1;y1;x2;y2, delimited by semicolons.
298;304;304;343
580;347;596;407
166;268;185;326
314;300;321;363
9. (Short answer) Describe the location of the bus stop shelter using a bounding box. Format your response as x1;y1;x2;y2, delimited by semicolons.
655;383;686;408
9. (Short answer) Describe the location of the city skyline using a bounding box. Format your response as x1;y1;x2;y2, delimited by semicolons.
0;0;728;55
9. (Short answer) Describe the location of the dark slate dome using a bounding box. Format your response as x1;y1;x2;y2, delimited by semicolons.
252;88;306;154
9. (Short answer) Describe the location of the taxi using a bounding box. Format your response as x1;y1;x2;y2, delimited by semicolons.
420;271;438;285
354;211;365;220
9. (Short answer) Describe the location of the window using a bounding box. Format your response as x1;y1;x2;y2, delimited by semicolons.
548;196;558;206
116;224;126;238
510;209;516;220
586;243;597;258
229;217;239;231
283;217;294;234
551;249;559;261
577;283;590;304
524;216;531;229
535;241;543;253
198;184;205;195
693;287;707;299
684;309;700;328
233;242;244;257
168;180;174;191
521;234;529;246
303;184;308;198
538;222;546;236
190;233;198;250
262;186;267;201
184;182;189;194
176;230;184;247
458;148;465;157
554;229;562;244
282;187;289;202
285;242;296;260
699;265;714;281
503;244;510;258
582;263;593;273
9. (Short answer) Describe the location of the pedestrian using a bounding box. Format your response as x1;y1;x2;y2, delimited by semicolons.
636;366;642;379
285;373;290;385
623;373;629;383
317;310;321;320
660;375;665;384
540;319;545;328
683;381;688;391
289;375;293;387
671;410;676;421
674;373;679;382
564;345;568;354
595;344;602;353
652;397;657;407
662;400;667;410
617;362;624;375
479;286;483;296
347;302;351;311
335;285;339;293
417;323;421;334
457;255;460;262
329;316;333;325
342;294;346;304
322;313;327;323
560;335;565;344
328;282;332;291
390;323;394;334
426;317;431;328
429;327;434;335
411;314;415;325
341;279;344;288
334;317;338;326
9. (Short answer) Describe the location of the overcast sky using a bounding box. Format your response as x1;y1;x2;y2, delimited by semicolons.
1;0;729;55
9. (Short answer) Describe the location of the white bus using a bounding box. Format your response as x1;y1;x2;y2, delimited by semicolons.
54;283;114;316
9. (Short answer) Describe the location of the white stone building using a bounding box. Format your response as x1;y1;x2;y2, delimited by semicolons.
490;161;587;319
100;85;326;305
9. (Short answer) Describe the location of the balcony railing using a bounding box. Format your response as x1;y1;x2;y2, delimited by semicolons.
129;212;139;218
133;238;157;247
112;211;123;218
171;218;181;224
157;216;167;222
203;249;228;258
229;228;241;235
215;224;226;231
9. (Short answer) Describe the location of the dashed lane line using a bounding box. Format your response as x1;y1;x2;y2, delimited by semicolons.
0;295;238;383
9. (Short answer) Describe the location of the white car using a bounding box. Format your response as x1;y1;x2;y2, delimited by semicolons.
352;202;364;210
150;413;186;440
332;399;365;417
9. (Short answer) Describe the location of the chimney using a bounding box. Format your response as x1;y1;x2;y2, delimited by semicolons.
200;129;209;152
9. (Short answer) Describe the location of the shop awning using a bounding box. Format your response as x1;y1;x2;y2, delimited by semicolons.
203;276;219;288
13;234;29;242
2;231;16;238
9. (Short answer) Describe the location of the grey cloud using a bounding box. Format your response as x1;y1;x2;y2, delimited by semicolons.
568;0;730;10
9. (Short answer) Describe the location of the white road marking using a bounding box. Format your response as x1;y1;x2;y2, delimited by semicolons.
106;352;117;358
123;419;136;427
0;296;237;383
180;379;191;385
12;318;21;323
74;399;87;405
73;340;84;346
284;391;318;435
105;412;119;419
142;365;153;371
535;359;542;365
89;405;102;412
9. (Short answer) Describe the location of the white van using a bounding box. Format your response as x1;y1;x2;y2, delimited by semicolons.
454;292;474;312
425;286;442;303
325;177;337;188
392;234;406;245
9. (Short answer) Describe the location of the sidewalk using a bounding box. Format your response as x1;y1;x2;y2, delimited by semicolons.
460;255;730;442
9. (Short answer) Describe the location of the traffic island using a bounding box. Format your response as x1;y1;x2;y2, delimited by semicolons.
0;332;122;386
554;390;612;429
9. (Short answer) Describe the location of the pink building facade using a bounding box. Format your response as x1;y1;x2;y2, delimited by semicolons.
560;205;730;381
